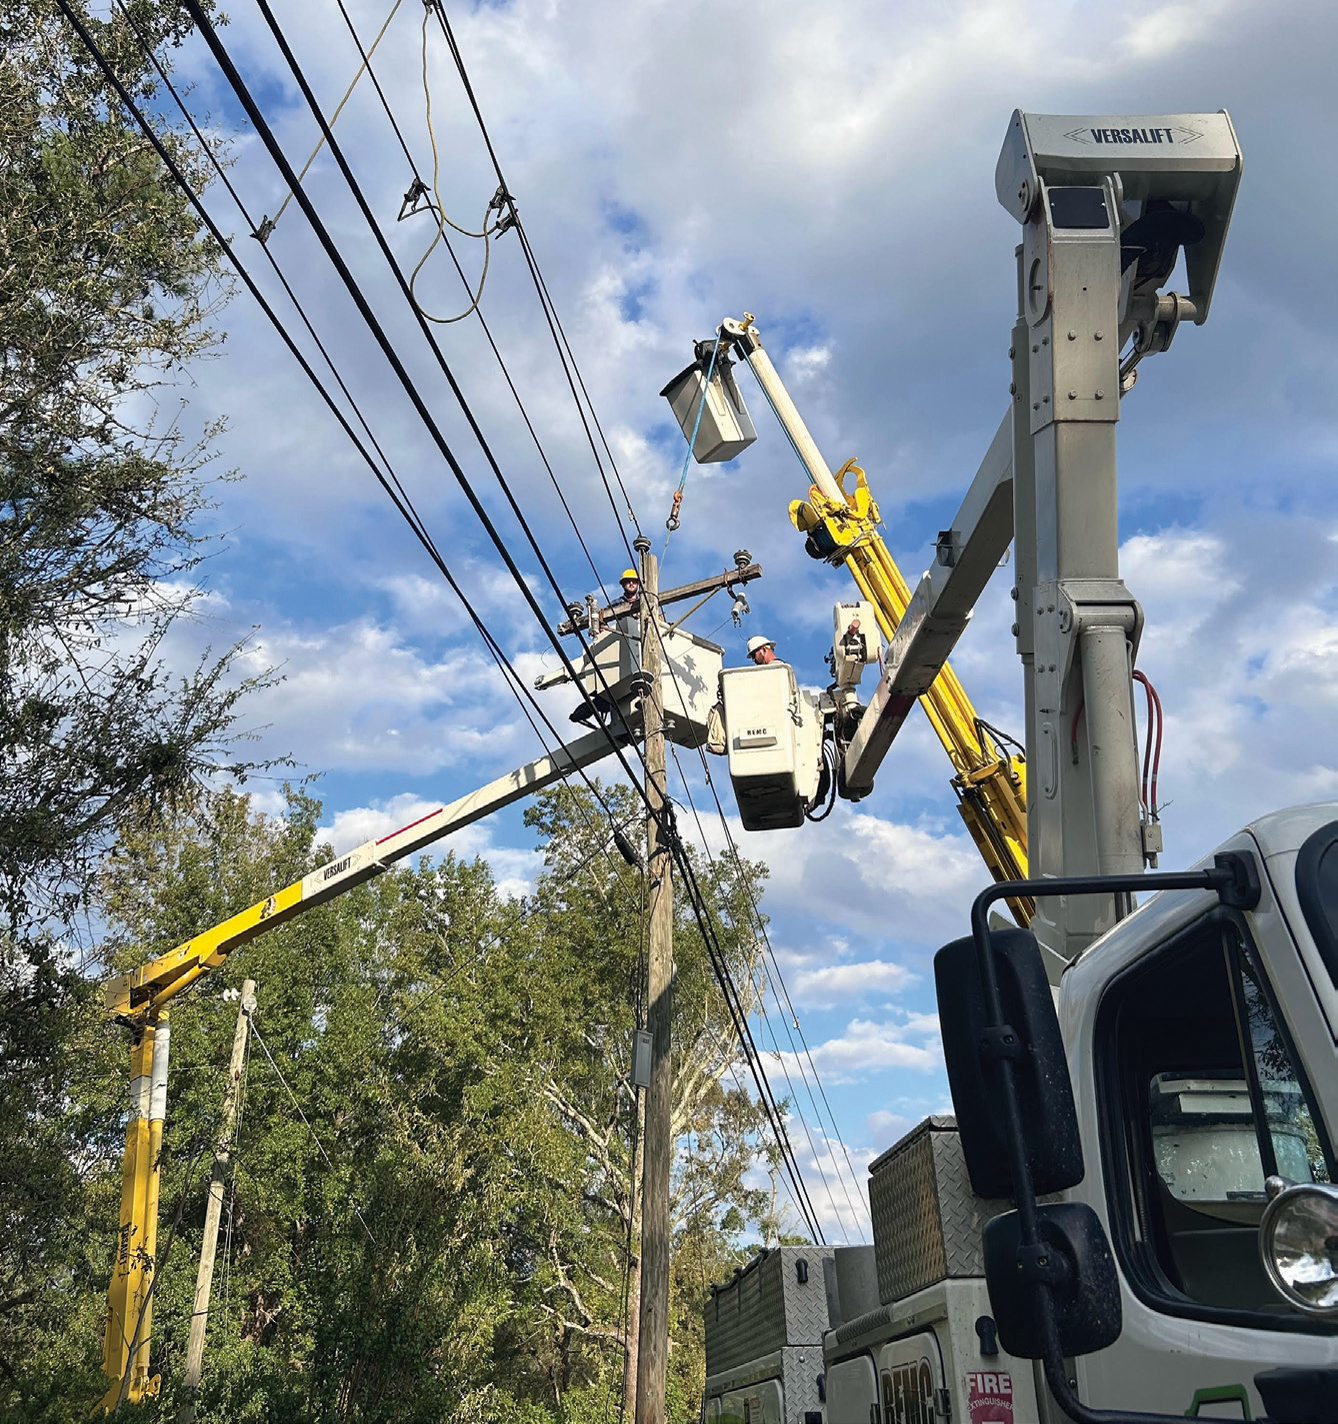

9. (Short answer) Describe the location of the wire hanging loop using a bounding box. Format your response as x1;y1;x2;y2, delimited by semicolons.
406;5;512;324
663;332;724;549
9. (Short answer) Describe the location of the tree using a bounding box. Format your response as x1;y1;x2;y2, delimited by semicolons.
0;5;269;1409
0;0;264;935
8;783;786;1421
517;784;788;1418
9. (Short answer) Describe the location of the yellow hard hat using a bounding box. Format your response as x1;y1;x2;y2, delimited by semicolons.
620;568;639;583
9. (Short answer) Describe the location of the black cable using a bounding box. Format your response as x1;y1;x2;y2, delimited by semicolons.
250;0;617;647
113;1;436;594
665;819;824;1242
64;0;639;862
698;756;869;1237
182;0;658;812
668;834;825;1243
669;755;863;1243
643;613;869;1238
325;0;613;600
975;716;1026;762
93;2;660;1008
426;0;643;546
805;740;838;822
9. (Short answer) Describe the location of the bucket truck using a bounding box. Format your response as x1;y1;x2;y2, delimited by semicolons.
663;323;1032;923
700;110;1338;1424
94;557;751;1410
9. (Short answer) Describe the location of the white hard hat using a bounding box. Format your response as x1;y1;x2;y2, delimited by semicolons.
747;635;775;655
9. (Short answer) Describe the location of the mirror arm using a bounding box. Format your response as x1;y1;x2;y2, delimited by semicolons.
968;854;1261;1424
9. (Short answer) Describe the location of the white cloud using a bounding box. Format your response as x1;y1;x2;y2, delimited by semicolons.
791;958;914;1005
221;618;534;774
1120;0;1237;59
773;1010;942;1085
318;793;443;855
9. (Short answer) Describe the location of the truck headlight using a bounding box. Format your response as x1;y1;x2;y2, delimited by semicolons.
1260;1180;1338;1315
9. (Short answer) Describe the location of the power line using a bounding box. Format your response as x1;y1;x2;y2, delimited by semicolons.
639;606;868;1240
182;0;660;813
324;0;612;600
263;0;404;234
668;830;825;1243
77;0;830;1272
249;1020;378;1244
77;0;639;872
95;0;677;1004
689;747;871;1236
669;750;866;1243
425;0;643;545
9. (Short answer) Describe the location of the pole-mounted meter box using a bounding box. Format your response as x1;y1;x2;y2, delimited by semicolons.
661;347;758;463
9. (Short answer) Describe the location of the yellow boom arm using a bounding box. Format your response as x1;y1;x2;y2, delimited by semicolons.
97;723;623;1410
791;459;1033;926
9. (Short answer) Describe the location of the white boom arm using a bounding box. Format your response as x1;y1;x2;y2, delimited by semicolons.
105;724;627;1018
843;413;1014;793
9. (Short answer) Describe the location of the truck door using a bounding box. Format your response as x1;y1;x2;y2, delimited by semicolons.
1084;901;1338;1414
876;1332;940;1424
826;1354;878;1424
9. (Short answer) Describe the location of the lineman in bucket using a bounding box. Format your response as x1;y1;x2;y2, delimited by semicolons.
707;634;780;753
747;635;777;665
600;569;641;634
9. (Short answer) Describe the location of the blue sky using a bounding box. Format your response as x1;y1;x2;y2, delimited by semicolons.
141;0;1338;1243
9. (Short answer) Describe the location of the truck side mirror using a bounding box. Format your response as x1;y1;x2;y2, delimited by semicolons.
934;928;1083;1197
983;1203;1122;1358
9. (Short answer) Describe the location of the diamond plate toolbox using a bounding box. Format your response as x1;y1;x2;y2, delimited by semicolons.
705;1246;833;1377
867;1115;1009;1304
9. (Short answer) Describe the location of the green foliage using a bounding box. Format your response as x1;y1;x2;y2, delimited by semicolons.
2;785;780;1420
0;0;267;934
0;7;277;1403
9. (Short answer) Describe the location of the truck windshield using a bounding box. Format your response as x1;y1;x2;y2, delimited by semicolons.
1099;909;1334;1324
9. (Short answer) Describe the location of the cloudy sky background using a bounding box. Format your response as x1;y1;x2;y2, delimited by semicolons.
125;0;1338;1240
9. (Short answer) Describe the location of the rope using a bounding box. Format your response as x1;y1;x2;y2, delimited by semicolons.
425;0;644;539
407;5;505;323
262;0;403;236
248;1022;378;1245
662;334;723;561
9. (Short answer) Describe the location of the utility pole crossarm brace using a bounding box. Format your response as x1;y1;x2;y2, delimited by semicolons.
555;559;762;636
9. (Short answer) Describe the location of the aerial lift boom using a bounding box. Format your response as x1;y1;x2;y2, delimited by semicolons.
98;724;625;1410
675;318;1032;923
96;558;742;1410
705;110;1338;1424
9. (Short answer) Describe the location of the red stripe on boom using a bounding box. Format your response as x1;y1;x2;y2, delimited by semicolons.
378;808;444;844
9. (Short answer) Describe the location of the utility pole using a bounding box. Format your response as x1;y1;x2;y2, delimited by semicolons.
634;535;674;1424
178;980;255;1424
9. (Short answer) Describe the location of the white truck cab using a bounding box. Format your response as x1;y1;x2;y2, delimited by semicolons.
1053;804;1338;1416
